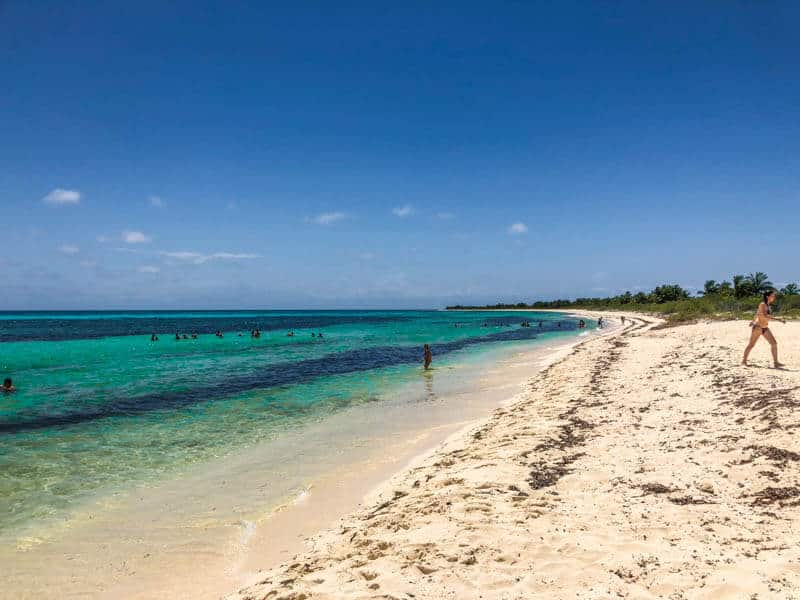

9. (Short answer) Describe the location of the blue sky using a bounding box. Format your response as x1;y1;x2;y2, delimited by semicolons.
1;1;798;309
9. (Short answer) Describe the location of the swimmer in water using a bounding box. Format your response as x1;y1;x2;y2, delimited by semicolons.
2;378;15;392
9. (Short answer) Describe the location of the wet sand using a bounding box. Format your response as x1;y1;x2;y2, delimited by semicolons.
230;315;800;599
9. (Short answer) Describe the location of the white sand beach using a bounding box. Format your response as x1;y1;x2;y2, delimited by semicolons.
228;315;800;599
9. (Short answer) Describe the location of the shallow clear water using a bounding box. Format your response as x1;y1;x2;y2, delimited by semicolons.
0;310;582;537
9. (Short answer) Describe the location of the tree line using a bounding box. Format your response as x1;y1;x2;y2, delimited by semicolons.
446;272;800;321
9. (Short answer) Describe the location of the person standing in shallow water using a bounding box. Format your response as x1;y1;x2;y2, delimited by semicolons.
743;290;785;368
423;344;432;370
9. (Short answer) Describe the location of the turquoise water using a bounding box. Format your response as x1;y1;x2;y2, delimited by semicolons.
0;310;580;536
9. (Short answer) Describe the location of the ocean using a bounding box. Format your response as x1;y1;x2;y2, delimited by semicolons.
0;309;584;596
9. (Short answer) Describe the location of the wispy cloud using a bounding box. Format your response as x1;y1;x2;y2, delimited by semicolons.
358;252;375;261
159;251;260;265
58;244;79;255
305;211;346;225
149;195;164;208
42;188;81;206
138;265;160;273
437;212;455;220
392;204;414;218
212;252;260;260
79;260;97;268
507;222;528;235
122;230;152;244
161;251;203;261
97;234;111;243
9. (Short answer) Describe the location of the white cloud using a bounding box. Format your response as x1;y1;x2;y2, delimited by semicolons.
507;222;528;235
305;211;346;225
159;251;259;265
437;212;455;220
58;244;79;255
138;265;160;273
392;204;414;218
161;251;203;261
42;188;81;206
211;252;259;260
149;195;164;208
122;230;152;244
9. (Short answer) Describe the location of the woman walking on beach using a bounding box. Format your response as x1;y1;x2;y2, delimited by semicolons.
742;290;785;368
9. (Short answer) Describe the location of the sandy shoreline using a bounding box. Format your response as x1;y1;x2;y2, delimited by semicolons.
229;314;800;599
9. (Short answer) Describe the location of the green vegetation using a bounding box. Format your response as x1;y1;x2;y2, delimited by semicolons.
447;272;800;324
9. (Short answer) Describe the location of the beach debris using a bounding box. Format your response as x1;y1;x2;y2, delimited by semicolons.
639;482;674;495
745;445;800;467
751;486;800;507
528;453;585;489
668;495;715;506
